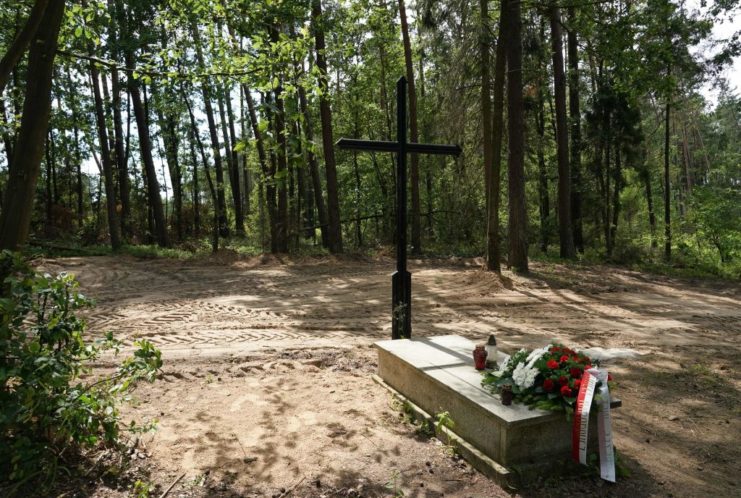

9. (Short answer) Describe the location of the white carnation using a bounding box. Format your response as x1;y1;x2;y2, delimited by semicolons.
524;345;550;369
512;361;539;389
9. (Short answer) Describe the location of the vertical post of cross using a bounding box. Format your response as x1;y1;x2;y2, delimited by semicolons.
392;76;412;339
335;76;460;340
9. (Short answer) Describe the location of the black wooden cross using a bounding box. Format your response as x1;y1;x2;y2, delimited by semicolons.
336;76;461;340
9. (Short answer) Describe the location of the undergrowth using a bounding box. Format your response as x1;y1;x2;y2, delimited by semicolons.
0;251;163;496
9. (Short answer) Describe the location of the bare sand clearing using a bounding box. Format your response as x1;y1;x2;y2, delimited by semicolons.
41;255;740;497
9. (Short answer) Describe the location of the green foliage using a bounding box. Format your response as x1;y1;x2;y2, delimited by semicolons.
434;411;456;449
434;411;454;433
384;469;404;497
0;252;162;494
688;186;740;264
1;0;738;277
132;479;153;498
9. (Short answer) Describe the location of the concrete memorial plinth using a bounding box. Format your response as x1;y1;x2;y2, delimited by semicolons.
374;335;620;483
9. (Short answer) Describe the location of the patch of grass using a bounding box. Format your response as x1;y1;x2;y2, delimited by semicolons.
415;418;435;437
529;249;740;282
122;244;205;259
685;363;724;389
419;239;483;258
27;241;210;260
384;469;404;497
400;400;416;424
629;260;740;281
132;479;153;498
27;237;337;261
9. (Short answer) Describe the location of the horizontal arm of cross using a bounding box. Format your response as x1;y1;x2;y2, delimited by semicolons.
336;138;462;157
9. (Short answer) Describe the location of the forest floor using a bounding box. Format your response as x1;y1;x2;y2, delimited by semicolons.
39;253;740;498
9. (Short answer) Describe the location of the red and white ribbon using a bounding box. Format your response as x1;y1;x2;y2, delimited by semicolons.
572;368;615;482
572;369;598;464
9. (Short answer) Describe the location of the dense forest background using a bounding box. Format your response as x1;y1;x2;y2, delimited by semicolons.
0;0;738;276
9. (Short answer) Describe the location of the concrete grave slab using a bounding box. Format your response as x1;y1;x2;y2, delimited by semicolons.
375;335;620;482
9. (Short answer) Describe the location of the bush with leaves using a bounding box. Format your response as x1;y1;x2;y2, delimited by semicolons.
0;251;162;494
688;186;741;264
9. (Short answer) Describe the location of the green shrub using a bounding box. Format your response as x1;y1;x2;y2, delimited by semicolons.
0;251;162;494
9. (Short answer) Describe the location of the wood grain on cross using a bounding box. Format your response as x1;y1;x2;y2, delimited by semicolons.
336;76;461;339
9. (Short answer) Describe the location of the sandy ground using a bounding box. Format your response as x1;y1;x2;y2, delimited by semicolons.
40;254;740;498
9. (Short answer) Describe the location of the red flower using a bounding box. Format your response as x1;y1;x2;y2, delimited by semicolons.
560;385;572;397
558;375;569;386
570;367;583;379
543;378;555;392
573;379;582;390
608;374;613;382
559;355;570;363
549;346;560;353
547;359;559;369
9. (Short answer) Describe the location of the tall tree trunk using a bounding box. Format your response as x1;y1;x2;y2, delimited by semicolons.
378;44;395;241
45;133;53;229
681;123;693;194
111;69;130;237
0;0;64;250
224;83;244;234
239;86;251;217
0;0;49;94
370;147;391;242
487;2;507;273
156;95;182;241
293;113;314;240
268;20;290;254
480;0;495;268
218;84;244;235
258;181;266;251
398;0;422;254
418;50;433;236
100;71;116;156
504;0;528;272
379;44;394;146
263;92;280;253
272;81;289;253
71;90;84;227
191;22;228;238
297;70;330;248
664;98;671;261
536;83;549;253
352;106;363;247
90;64;122;250
242;85;275;238
642;164;657;249
117;0;168;247
549;4;575;259
609;144;622;256
566;6;583;252
692;124;710;185
189;126;201;236
184;89;219;251
312;0;343;253
108;0;130;239
598;74;611;253
603;129;612;252
126;70;169;246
